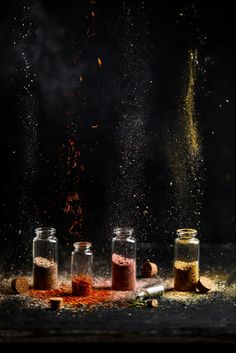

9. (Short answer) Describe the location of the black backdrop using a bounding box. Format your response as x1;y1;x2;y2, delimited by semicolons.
0;0;235;271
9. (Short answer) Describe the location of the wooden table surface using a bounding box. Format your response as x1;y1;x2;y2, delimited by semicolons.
0;243;235;343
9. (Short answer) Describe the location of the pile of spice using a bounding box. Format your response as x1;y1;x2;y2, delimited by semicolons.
28;282;131;308
33;256;58;290
72;275;92;296
173;260;199;291
112;254;136;291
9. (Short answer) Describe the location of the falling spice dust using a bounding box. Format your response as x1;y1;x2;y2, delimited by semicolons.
110;3;151;233
62;0;97;240
184;49;200;158
63;138;84;237
167;48;204;228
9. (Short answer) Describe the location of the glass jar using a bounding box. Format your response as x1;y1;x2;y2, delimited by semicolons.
33;227;58;290
71;242;93;296
111;227;136;291
173;228;200;291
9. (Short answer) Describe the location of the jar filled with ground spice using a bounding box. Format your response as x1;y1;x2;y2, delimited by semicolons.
112;227;136;291
33;227;58;290
173;228;200;291
71;242;93;296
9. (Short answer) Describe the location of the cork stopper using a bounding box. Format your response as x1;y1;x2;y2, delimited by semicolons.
50;297;64;310
11;277;29;294
141;261;158;278
147;299;159;308
196;277;213;293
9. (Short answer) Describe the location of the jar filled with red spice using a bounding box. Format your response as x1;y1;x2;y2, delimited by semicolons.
71;242;93;296
111;227;136;291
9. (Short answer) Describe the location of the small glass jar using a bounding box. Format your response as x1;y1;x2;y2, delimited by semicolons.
71;242;93;296
33;227;58;290
173;228;200;291
111;227;136;291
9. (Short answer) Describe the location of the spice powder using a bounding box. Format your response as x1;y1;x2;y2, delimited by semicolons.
112;254;136;291
72;275;92;296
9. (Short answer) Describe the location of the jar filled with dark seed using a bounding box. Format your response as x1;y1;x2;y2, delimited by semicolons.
33;227;58;290
173;228;200;291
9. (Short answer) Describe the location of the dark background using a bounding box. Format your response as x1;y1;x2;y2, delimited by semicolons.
0;0;235;271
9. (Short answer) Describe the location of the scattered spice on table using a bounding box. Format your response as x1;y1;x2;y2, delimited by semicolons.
28;282;132;308
0;274;224;310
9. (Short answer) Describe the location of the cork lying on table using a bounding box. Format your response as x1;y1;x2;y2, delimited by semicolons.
11;277;29;294
141;261;158;278
50;297;64;310
196;276;213;293
147;299;159;308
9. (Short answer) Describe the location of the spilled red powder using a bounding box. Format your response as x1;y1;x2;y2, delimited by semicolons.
28;283;113;307
72;275;92;296
27;281;133;308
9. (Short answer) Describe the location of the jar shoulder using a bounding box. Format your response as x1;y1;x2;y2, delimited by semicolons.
33;235;57;243
48;235;58;243
175;237;199;245
112;235;136;243
72;250;93;256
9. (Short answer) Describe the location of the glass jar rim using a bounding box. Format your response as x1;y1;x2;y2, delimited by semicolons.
176;228;198;237
73;241;92;249
35;227;56;236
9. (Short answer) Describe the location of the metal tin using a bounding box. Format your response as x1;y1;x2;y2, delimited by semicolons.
135;284;164;299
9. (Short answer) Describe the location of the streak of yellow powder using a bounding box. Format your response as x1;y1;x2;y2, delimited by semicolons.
184;49;200;157
97;57;102;67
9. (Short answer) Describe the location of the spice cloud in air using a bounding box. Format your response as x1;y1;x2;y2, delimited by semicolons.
166;48;204;230
106;2;152;242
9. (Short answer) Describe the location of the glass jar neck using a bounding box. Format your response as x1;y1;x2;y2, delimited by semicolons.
113;227;134;239
73;242;92;251
176;228;197;239
35;227;56;238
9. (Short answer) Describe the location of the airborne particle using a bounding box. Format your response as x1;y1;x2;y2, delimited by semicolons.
97;57;102;67
92;122;100;129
